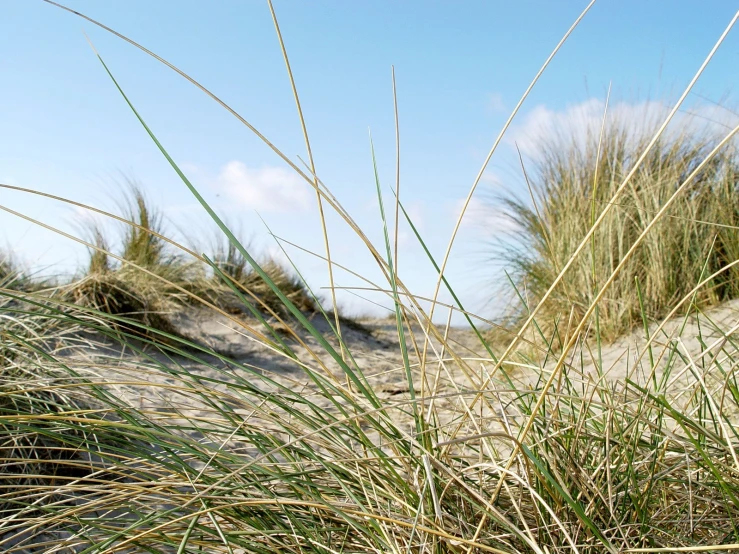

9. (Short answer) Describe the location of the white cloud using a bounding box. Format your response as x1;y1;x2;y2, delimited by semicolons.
377;201;425;250
264;243;294;267
164;202;204;216
179;161;203;176
480;170;504;185
214;161;312;213
508;98;739;157
362;198;425;240
451;197;519;238
0;174;19;186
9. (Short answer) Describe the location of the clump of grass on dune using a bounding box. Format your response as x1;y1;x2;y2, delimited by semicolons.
66;185;318;341
68;270;181;339
0;252;32;292
114;183;199;289
235;259;318;314
501;113;739;341
64;185;193;340
204;231;318;317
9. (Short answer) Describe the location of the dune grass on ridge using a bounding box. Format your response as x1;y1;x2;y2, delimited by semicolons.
500;113;739;342
61;184;318;343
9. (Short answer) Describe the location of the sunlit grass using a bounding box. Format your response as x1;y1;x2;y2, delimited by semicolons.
0;252;33;292
2;1;739;553
501;112;739;342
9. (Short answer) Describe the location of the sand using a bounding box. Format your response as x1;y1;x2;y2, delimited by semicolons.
52;297;739;447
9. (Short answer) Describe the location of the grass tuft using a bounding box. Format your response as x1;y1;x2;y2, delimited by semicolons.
66;270;181;339
63;184;190;339
501;112;739;341
0;252;31;291
204;230;319;317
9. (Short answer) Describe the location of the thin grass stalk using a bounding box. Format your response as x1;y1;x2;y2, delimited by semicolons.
591;83;612;376
265;0;345;362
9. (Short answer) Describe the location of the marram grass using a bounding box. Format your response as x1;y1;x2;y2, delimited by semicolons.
501;113;739;343
2;2;739;553
62;184;318;343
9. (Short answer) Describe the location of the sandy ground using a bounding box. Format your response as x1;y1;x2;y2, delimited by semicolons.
61;308;495;440
57;296;739;444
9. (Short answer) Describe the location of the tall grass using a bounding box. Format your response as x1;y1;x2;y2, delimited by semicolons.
0;252;32;292
207;231;318;316
501;114;739;341
2;1;739;553
64;185;191;340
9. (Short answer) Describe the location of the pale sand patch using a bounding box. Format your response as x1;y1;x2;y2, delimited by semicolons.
58;298;739;449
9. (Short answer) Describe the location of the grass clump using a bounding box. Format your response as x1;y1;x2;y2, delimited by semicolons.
64;185;189;340
0;252;32;292
67;270;180;339
501;114;739;341
224;259;317;315
206;232;318;317
66;186;317;338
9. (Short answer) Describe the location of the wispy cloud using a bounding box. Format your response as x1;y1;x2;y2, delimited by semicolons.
392;201;425;250
264;243;293;268
402;201;425;231
480;169;504;185
451;197;518;238
69;204;107;227
214;161;312;213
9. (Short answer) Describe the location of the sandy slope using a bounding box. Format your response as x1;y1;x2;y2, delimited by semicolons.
55;297;739;449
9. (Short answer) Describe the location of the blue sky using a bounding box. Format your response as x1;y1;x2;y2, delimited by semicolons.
1;1;738;322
